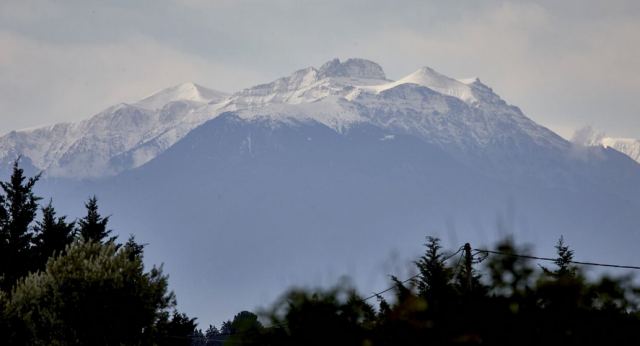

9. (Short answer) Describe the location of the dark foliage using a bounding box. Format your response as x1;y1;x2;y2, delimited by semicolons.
77;196;115;243
32;200;75;270
0;160;41;290
0;160;196;345
225;237;640;346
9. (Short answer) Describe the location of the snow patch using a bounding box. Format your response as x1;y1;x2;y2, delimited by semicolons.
368;67;478;103
137;82;228;110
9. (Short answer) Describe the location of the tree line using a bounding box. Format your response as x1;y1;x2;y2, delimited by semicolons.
201;236;640;345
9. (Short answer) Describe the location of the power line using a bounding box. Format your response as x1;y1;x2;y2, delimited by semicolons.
361;246;465;302
175;243;640;342
475;249;640;270
182;246;467;342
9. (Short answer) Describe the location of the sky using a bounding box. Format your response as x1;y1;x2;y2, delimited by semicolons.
0;0;639;139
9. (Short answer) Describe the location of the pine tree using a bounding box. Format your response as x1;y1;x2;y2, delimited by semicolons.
415;237;453;301
0;159;41;290
77;196;114;243
542;236;577;278
32;200;75;269
123;235;145;261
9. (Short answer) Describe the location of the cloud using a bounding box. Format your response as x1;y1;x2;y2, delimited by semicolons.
571;125;604;146
0;31;264;134
0;0;638;138
329;1;640;138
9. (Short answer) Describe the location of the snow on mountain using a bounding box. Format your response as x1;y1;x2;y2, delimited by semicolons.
136;82;228;110
225;58;389;110
0;83;228;178
369;66;478;103
223;58;566;160
0;58;592;179
600;137;640;163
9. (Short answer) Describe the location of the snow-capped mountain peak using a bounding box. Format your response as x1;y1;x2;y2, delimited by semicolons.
136;82;228;110
371;66;478;103
0;58;570;178
227;58;389;109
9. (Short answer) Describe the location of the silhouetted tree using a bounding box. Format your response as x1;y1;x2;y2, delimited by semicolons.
191;329;206;346
32;200;75;270
157;311;198;346
204;324;222;346
0;159;41;290
414;236;457;315
254;287;376;346
123;234;145;261
77;196;114;243
543;236;577;278
220;320;233;335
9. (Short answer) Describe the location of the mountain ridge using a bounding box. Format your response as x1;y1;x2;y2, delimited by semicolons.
0;57;630;185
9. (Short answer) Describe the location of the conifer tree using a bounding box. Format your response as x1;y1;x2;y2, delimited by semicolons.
123;235;145;261
32;200;75;269
542;236;578;279
0;159;41;290
77;196;114;243
415;237;453;300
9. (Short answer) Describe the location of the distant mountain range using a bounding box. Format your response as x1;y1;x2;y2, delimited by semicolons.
1;58;639;325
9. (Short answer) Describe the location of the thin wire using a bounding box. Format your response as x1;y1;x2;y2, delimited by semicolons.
361;246;465;302
475;249;640;270
176;245;640;341
452;251;466;280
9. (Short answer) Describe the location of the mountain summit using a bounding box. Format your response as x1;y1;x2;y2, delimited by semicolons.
317;58;387;79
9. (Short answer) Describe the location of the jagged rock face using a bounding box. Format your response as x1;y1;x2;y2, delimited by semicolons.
317;58;387;79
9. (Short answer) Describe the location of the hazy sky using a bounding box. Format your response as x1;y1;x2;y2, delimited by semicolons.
1;0;639;139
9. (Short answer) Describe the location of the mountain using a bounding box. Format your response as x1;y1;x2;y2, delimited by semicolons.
3;58;640;325
0;82;228;178
600;137;640;163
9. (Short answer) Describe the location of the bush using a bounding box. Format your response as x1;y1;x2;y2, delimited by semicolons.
5;240;175;345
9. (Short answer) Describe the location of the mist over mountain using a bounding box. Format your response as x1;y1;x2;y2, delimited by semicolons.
2;58;639;325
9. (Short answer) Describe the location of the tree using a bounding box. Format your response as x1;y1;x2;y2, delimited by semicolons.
255;287;375;346
6;240;176;345
485;238;535;297
77;196;114;243
32;200;75;270
0;159;41;290
415;237;454;302
156;311;198;346
123;234;145;261
543;236;577;278
205;325;222;346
